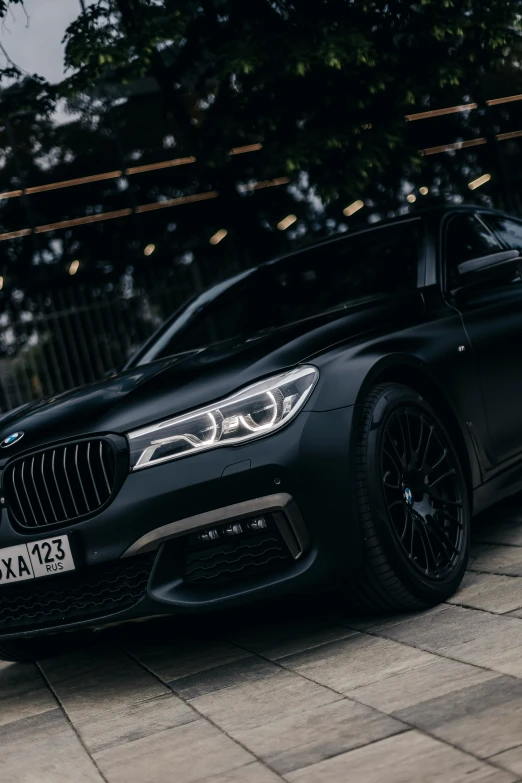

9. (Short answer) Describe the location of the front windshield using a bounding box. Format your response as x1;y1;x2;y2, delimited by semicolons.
135;220;421;365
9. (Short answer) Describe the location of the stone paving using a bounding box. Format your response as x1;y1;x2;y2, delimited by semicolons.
5;498;522;782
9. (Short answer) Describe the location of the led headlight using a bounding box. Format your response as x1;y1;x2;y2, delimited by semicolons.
127;365;318;470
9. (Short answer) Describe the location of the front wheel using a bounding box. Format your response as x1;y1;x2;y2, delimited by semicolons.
349;383;470;612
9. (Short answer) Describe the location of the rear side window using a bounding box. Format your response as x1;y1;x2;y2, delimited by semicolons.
483;215;522;252
445;214;501;286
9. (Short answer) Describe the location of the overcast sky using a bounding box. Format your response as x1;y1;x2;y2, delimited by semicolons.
1;0;86;84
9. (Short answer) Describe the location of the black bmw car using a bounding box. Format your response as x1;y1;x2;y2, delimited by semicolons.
0;204;520;661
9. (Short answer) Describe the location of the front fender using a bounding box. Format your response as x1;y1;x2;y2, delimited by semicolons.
305;322;485;495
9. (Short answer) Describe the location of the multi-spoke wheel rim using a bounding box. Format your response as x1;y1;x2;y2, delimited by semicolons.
380;406;465;580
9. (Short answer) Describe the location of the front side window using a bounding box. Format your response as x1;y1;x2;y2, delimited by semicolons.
445;214;502;287
483;215;522;252
137;220;422;363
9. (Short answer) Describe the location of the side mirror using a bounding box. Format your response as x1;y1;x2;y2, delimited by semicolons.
457;249;521;286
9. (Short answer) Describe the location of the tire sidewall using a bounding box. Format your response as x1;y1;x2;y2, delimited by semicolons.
362;384;470;604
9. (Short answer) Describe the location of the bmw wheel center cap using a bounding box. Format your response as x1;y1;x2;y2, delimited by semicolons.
0;432;24;448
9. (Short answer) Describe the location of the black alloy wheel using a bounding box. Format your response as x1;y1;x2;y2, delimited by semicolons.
381;407;465;581
350;382;470;612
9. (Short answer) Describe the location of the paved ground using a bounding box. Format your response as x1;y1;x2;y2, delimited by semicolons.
6;500;522;782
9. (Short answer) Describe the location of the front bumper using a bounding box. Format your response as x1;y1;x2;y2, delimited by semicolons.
0;405;360;639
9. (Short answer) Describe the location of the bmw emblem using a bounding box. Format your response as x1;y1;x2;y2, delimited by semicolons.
403;487;413;506
0;432;24;448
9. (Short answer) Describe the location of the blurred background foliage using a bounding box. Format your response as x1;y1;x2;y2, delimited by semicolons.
0;0;521;407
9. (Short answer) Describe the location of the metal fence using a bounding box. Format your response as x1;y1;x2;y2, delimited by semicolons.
0;254;247;413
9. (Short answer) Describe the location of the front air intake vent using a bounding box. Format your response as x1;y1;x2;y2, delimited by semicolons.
183;528;291;585
4;439;117;529
0;553;155;632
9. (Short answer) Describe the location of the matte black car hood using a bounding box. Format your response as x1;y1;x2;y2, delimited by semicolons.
0;293;421;458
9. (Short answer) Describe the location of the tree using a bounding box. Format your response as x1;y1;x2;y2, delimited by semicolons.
3;1;522;200
59;1;522;195
0;0;522;407
0;0;519;272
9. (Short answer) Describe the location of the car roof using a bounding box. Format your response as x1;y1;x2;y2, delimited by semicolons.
309;203;510;235
163;204;514;319
128;203;514;368
265;203;516;267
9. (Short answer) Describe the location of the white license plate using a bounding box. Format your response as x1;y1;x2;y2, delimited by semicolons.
0;535;75;586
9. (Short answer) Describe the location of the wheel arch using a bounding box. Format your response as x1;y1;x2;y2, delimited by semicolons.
357;358;479;511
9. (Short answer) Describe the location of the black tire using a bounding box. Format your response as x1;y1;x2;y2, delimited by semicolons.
0;631;91;663
349;382;470;612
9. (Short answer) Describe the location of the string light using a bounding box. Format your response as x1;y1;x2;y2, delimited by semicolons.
497;130;522;141
229;144;263;155
135;191;219;214
25;170;122;195
69;260;80;275
421;138;487;156
0;157;197;201
406;194;416;203
124;156;196;175
238;177;290;192
468;173;491;190
0;228;31;241
0;192;220;241
406;103;477;122
210;229;228;245
277;215;297;231
343;200;364;217
0;189;22;201
34;208;133;234
487;94;522;106
419;186;429;195
144;244;155;256
406;94;522;122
